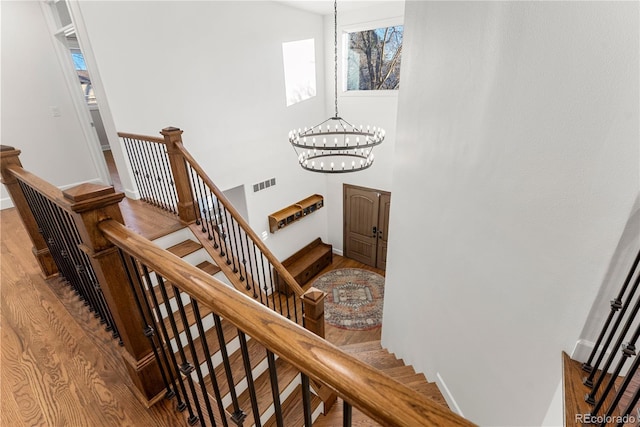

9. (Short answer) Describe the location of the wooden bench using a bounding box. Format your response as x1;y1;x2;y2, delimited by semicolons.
274;238;333;295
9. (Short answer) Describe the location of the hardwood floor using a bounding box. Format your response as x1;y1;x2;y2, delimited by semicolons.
1;173;386;425
1;207;190;426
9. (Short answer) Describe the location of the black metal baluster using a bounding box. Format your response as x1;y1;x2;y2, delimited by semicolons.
127;138;153;204
157;142;178;213
271;260;285;317
156;274;201;425
343;401;352;427
267;351;283;427
587;273;640;404
193;177;213;240
143;267;195;419
117;250;175;400
244;237;259;300
144;140;165;209
584;250;640;374
211;194;231;262
257;253;271;310
192;300;230;427
238;331;261;427
150;141;173;213
265;260;280;316
212;313;245;426
590;311;640;416
616;383;640;426
58;207;116;333
136;264;188;412
234;222;248;284
599;348;640;425
221;206;240;274
157;141;177;214
187;166;203;226
173;288;215;426
301;373;312;427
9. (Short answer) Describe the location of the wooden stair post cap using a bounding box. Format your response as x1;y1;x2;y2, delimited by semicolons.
303;287;327;303
63;183;125;212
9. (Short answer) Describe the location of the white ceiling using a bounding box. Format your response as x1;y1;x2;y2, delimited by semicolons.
277;0;399;16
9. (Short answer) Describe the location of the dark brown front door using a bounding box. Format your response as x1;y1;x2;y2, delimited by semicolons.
344;184;391;269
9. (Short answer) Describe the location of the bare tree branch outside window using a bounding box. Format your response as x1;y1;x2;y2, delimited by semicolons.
347;25;403;91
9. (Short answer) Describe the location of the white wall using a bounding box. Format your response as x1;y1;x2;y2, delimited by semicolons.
77;1;329;259
323;2;404;253
382;2;639;425
1;1;101;208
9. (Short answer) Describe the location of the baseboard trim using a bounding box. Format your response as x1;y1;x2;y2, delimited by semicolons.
436;372;465;417
332;248;344;256
571;339;625;375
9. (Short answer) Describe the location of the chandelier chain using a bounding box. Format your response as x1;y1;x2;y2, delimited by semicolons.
334;0;338;118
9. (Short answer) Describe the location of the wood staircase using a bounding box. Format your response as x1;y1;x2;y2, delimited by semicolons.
314;340;449;426
152;230;323;426
152;227;449;426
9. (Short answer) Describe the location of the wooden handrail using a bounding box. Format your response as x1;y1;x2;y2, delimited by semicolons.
117;131;165;144
173;140;307;298
99;218;473;427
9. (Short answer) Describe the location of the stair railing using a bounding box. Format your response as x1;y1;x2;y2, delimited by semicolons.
578;249;640;426
118;127;321;332
0;145;167;405
100;216;472;426
2;144;473;426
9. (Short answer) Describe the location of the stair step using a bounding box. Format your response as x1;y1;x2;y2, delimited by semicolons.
312;397;381;427
228;357;300;427
562;352;620;426
340;340;383;354
263;384;322;427
187;317;238;369
203;336;267;400
381;365;417;379
407;382;449;408
348;349;405;370
166;239;203;258
153;260;221;304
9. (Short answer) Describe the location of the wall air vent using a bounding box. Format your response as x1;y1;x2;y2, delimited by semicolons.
253;178;276;193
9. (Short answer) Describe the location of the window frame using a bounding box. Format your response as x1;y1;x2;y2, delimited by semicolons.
340;17;404;97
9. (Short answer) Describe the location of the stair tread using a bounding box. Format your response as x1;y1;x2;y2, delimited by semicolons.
263;384;322;427
340;340;383;353
562;351;620;426
348;349;405;370
381;365;417;378
152;260;220;308
166;239;203;258
228;357;300;427
203;336;266;399
408;382;449;407
187;317;238;368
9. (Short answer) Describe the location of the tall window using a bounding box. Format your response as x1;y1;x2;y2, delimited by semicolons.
282;39;317;106
346;25;403;91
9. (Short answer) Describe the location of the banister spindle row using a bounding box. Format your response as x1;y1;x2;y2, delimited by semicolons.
580;249;640;426
121;134;178;215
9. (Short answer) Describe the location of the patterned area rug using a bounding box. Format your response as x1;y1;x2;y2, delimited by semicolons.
311;268;385;331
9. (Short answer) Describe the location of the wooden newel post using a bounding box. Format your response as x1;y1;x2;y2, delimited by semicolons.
63;183;166;406
302;287;337;413
0;146;57;278
160;127;196;224
302;287;326;338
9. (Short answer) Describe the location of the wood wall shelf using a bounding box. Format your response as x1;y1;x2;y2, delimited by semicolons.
268;194;323;233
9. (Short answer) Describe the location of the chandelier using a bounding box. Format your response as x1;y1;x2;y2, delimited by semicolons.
288;0;385;173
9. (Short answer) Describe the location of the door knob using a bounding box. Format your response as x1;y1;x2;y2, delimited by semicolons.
372;226;377;237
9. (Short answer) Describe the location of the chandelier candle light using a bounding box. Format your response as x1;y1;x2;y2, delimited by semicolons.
288;0;385;173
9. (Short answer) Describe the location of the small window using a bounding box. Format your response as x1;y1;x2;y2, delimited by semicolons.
282;39;317;106
346;25;403;91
